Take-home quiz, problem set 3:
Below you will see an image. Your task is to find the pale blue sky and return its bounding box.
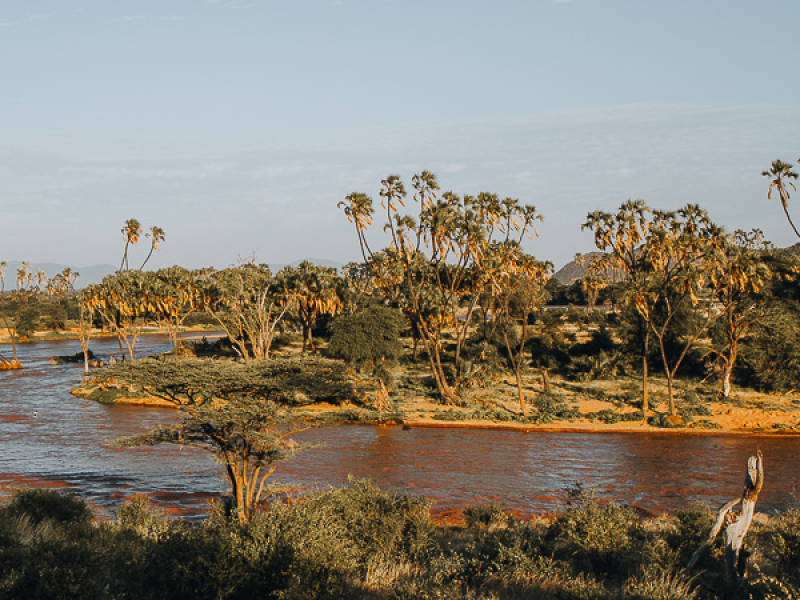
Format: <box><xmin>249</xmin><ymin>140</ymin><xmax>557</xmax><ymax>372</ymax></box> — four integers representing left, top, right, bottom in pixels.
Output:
<box><xmin>1</xmin><ymin>0</ymin><xmax>799</xmax><ymax>275</ymax></box>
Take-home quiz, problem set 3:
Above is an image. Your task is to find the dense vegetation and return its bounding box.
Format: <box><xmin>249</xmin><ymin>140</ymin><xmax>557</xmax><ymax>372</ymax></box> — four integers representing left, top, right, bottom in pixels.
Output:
<box><xmin>0</xmin><ymin>484</ymin><xmax>797</xmax><ymax>599</ymax></box>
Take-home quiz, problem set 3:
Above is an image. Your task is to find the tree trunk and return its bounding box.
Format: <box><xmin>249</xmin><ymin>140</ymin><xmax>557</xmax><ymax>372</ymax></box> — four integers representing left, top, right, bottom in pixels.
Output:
<box><xmin>302</xmin><ymin>322</ymin><xmax>313</xmax><ymax>353</ymax></box>
<box><xmin>641</xmin><ymin>329</ymin><xmax>650</xmax><ymax>414</ymax></box>
<box><xmin>722</xmin><ymin>370</ymin><xmax>731</xmax><ymax>398</ymax></box>
<box><xmin>721</xmin><ymin>348</ymin><xmax>737</xmax><ymax>398</ymax></box>
<box><xmin>666</xmin><ymin>374</ymin><xmax>675</xmax><ymax>417</ymax></box>
<box><xmin>686</xmin><ymin>451</ymin><xmax>764</xmax><ymax>597</ymax></box>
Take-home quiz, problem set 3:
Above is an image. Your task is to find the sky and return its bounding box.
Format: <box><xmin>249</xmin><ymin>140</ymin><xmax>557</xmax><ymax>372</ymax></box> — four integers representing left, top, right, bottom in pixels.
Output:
<box><xmin>1</xmin><ymin>0</ymin><xmax>799</xmax><ymax>276</ymax></box>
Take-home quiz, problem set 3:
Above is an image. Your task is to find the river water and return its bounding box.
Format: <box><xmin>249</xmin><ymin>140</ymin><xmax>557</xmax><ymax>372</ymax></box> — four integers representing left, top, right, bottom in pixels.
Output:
<box><xmin>1</xmin><ymin>335</ymin><xmax>798</xmax><ymax>520</ymax></box>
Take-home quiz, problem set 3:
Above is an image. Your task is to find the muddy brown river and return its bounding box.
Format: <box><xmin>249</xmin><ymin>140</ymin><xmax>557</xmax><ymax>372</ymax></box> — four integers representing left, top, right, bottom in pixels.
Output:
<box><xmin>1</xmin><ymin>335</ymin><xmax>798</xmax><ymax>520</ymax></box>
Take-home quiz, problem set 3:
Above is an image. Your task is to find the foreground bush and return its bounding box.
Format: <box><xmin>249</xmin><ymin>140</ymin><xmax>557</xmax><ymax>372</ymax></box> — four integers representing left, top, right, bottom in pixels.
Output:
<box><xmin>0</xmin><ymin>484</ymin><xmax>797</xmax><ymax>599</ymax></box>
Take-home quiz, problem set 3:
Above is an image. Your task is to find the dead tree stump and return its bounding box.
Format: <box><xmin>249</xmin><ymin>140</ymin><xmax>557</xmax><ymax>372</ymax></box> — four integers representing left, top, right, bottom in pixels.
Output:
<box><xmin>686</xmin><ymin>451</ymin><xmax>764</xmax><ymax>597</ymax></box>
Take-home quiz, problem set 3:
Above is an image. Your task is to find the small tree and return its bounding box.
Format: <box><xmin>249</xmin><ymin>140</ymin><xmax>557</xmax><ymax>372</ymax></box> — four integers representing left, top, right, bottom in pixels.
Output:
<box><xmin>0</xmin><ymin>262</ymin><xmax>47</xmax><ymax>368</ymax></box>
<box><xmin>109</xmin><ymin>356</ymin><xmax>358</xmax><ymax>524</ymax></box>
<box><xmin>490</xmin><ymin>247</ymin><xmax>552</xmax><ymax>413</ymax></box>
<box><xmin>149</xmin><ymin>266</ymin><xmax>203</xmax><ymax>353</ymax></box>
<box><xmin>583</xmin><ymin>200</ymin><xmax>653</xmax><ymax>410</ymax></box>
<box><xmin>705</xmin><ymin>230</ymin><xmax>773</xmax><ymax>397</ymax></box>
<box><xmin>82</xmin><ymin>270</ymin><xmax>156</xmax><ymax>361</ymax></box>
<box><xmin>200</xmin><ymin>262</ymin><xmax>291</xmax><ymax>361</ymax></box>
<box><xmin>328</xmin><ymin>305</ymin><xmax>406</xmax><ymax>368</ymax></box>
<box><xmin>279</xmin><ymin>261</ymin><xmax>345</xmax><ymax>353</ymax></box>
<box><xmin>634</xmin><ymin>205</ymin><xmax>724</xmax><ymax>415</ymax></box>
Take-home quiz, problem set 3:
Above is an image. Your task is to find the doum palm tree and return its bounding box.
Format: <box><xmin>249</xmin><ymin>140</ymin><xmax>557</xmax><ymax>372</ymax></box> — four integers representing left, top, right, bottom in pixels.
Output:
<box><xmin>763</xmin><ymin>158</ymin><xmax>800</xmax><ymax>239</ymax></box>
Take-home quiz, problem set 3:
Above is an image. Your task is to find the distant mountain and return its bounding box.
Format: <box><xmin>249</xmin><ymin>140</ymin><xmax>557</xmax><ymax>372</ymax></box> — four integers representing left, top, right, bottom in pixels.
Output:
<box><xmin>0</xmin><ymin>261</ymin><xmax>116</xmax><ymax>288</ymax></box>
<box><xmin>552</xmin><ymin>252</ymin><xmax>605</xmax><ymax>284</ymax></box>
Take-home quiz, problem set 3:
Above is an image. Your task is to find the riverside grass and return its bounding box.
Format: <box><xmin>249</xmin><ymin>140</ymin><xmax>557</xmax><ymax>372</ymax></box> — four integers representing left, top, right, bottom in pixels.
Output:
<box><xmin>0</xmin><ymin>483</ymin><xmax>798</xmax><ymax>599</ymax></box>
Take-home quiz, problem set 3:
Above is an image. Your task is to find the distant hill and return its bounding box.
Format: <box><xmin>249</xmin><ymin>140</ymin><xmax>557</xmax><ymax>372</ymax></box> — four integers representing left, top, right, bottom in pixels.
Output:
<box><xmin>0</xmin><ymin>261</ymin><xmax>116</xmax><ymax>288</ymax></box>
<box><xmin>552</xmin><ymin>252</ymin><xmax>605</xmax><ymax>284</ymax></box>
<box><xmin>554</xmin><ymin>242</ymin><xmax>800</xmax><ymax>285</ymax></box>
<box><xmin>784</xmin><ymin>242</ymin><xmax>800</xmax><ymax>256</ymax></box>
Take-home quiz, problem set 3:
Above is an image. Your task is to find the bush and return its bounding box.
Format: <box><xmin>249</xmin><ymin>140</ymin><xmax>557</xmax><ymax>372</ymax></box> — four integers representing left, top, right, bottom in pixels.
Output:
<box><xmin>463</xmin><ymin>503</ymin><xmax>516</xmax><ymax>531</ymax></box>
<box><xmin>1</xmin><ymin>489</ymin><xmax>92</xmax><ymax>526</ymax></box>
<box><xmin>545</xmin><ymin>484</ymin><xmax>645</xmax><ymax>578</ymax></box>
<box><xmin>328</xmin><ymin>306</ymin><xmax>406</xmax><ymax>368</ymax></box>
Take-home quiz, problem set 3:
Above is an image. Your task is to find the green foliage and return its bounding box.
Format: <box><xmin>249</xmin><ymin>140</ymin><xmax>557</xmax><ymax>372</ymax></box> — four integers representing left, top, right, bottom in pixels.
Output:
<box><xmin>105</xmin><ymin>355</ymin><xmax>357</xmax><ymax>406</ymax></box>
<box><xmin>532</xmin><ymin>393</ymin><xmax>581</xmax><ymax>423</ymax></box>
<box><xmin>1</xmin><ymin>489</ymin><xmax>92</xmax><ymax>527</ymax></box>
<box><xmin>328</xmin><ymin>305</ymin><xmax>406</xmax><ymax>367</ymax></box>
<box><xmin>463</xmin><ymin>503</ymin><xmax>517</xmax><ymax>531</ymax></box>
<box><xmin>113</xmin><ymin>496</ymin><xmax>171</xmax><ymax>541</ymax></box>
<box><xmin>3</xmin><ymin>485</ymin><xmax>800</xmax><ymax>599</ymax></box>
<box><xmin>736</xmin><ymin>301</ymin><xmax>800</xmax><ymax>392</ymax></box>
<box><xmin>545</xmin><ymin>484</ymin><xmax>645</xmax><ymax>579</ymax></box>
<box><xmin>757</xmin><ymin>506</ymin><xmax>800</xmax><ymax>587</ymax></box>
<box><xmin>15</xmin><ymin>302</ymin><xmax>40</xmax><ymax>338</ymax></box>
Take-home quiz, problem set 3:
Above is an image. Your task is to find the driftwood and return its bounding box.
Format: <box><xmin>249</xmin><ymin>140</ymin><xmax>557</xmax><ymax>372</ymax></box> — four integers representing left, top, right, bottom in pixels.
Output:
<box><xmin>686</xmin><ymin>451</ymin><xmax>764</xmax><ymax>596</ymax></box>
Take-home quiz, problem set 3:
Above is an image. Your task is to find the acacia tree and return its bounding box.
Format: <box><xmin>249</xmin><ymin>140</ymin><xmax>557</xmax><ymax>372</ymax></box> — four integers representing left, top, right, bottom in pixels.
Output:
<box><xmin>339</xmin><ymin>172</ymin><xmax>543</xmax><ymax>404</ymax></box>
<box><xmin>109</xmin><ymin>357</ymin><xmax>357</xmax><ymax>524</ymax></box>
<box><xmin>201</xmin><ymin>262</ymin><xmax>291</xmax><ymax>361</ymax></box>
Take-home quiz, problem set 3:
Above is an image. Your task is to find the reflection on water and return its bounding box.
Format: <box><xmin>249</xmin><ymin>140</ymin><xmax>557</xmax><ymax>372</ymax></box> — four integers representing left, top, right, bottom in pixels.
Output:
<box><xmin>1</xmin><ymin>335</ymin><xmax>799</xmax><ymax>520</ymax></box>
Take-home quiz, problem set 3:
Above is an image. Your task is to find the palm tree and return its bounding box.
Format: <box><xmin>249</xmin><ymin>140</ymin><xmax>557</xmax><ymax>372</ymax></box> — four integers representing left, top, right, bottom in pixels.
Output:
<box><xmin>762</xmin><ymin>159</ymin><xmax>800</xmax><ymax>239</ymax></box>
<box><xmin>120</xmin><ymin>219</ymin><xmax>142</xmax><ymax>271</ymax></box>
<box><xmin>140</xmin><ymin>226</ymin><xmax>166</xmax><ymax>270</ymax></box>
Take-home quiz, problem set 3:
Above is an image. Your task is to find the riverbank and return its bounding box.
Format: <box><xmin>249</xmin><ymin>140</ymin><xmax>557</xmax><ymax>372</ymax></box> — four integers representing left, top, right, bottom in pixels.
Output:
<box><xmin>0</xmin><ymin>324</ymin><xmax>219</xmax><ymax>344</ymax></box>
<box><xmin>73</xmin><ymin>372</ymin><xmax>800</xmax><ymax>435</ymax></box>
<box><xmin>14</xmin><ymin>327</ymin><xmax>792</xmax><ymax>434</ymax></box>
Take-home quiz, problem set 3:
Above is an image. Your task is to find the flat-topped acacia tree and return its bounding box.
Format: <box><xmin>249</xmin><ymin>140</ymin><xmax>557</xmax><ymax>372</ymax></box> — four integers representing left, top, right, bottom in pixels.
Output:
<box><xmin>109</xmin><ymin>356</ymin><xmax>359</xmax><ymax>525</ymax></box>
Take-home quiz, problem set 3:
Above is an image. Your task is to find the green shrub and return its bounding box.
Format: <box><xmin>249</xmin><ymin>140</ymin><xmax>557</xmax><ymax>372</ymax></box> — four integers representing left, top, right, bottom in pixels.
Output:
<box><xmin>328</xmin><ymin>306</ymin><xmax>405</xmax><ymax>368</ymax></box>
<box><xmin>463</xmin><ymin>503</ymin><xmax>516</xmax><ymax>531</ymax></box>
<box><xmin>1</xmin><ymin>489</ymin><xmax>92</xmax><ymax>527</ymax></box>
<box><xmin>113</xmin><ymin>496</ymin><xmax>171</xmax><ymax>541</ymax></box>
<box><xmin>759</xmin><ymin>506</ymin><xmax>800</xmax><ymax>585</ymax></box>
<box><xmin>545</xmin><ymin>484</ymin><xmax>645</xmax><ymax>579</ymax></box>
